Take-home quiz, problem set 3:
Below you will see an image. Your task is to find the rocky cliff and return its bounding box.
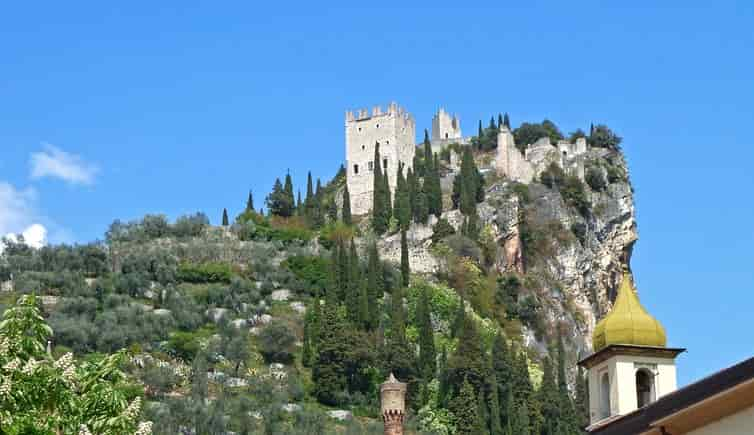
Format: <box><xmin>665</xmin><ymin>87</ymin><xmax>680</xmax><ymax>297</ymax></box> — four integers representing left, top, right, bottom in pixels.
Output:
<box><xmin>374</xmin><ymin>147</ymin><xmax>636</xmax><ymax>383</ymax></box>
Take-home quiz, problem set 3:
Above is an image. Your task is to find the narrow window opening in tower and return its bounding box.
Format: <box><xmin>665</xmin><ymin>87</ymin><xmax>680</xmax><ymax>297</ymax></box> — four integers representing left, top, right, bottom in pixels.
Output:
<box><xmin>358</xmin><ymin>127</ymin><xmax>362</xmax><ymax>132</ymax></box>
<box><xmin>383</xmin><ymin>159</ymin><xmax>388</xmax><ymax>169</ymax></box>
<box><xmin>563</xmin><ymin>150</ymin><xmax>568</xmax><ymax>159</ymax></box>
<box><xmin>445</xmin><ymin>133</ymin><xmax>449</xmax><ymax>139</ymax></box>
<box><xmin>362</xmin><ymin>145</ymin><xmax>365</xmax><ymax>151</ymax></box>
<box><xmin>386</xmin><ymin>140</ymin><xmax>389</xmax><ymax>145</ymax></box>
<box><xmin>600</xmin><ymin>372</ymin><xmax>611</xmax><ymax>419</ymax></box>
<box><xmin>636</xmin><ymin>370</ymin><xmax>655</xmax><ymax>408</ymax></box>
<box><xmin>376</xmin><ymin>123</ymin><xmax>380</xmax><ymax>129</ymax></box>
<box><xmin>354</xmin><ymin>164</ymin><xmax>359</xmax><ymax>175</ymax></box>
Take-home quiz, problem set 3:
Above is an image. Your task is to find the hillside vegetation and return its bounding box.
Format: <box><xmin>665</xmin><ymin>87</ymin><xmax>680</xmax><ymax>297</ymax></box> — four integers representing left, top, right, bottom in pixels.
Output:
<box><xmin>0</xmin><ymin>117</ymin><xmax>631</xmax><ymax>434</ymax></box>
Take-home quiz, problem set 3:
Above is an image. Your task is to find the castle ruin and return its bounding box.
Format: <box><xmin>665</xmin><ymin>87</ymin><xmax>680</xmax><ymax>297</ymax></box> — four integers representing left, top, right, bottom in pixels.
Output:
<box><xmin>346</xmin><ymin>102</ymin><xmax>416</xmax><ymax>216</ymax></box>
<box><xmin>496</xmin><ymin>126</ymin><xmax>588</xmax><ymax>183</ymax></box>
<box><xmin>430</xmin><ymin>107</ymin><xmax>465</xmax><ymax>151</ymax></box>
<box><xmin>380</xmin><ymin>373</ymin><xmax>407</xmax><ymax>435</ymax></box>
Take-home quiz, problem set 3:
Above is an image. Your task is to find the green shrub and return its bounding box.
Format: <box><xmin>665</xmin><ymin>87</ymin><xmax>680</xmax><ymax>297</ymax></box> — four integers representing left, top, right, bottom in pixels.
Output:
<box><xmin>586</xmin><ymin>167</ymin><xmax>607</xmax><ymax>192</ymax></box>
<box><xmin>431</xmin><ymin>218</ymin><xmax>456</xmax><ymax>245</ymax></box>
<box><xmin>177</xmin><ymin>262</ymin><xmax>233</xmax><ymax>283</ymax></box>
<box><xmin>282</xmin><ymin>255</ymin><xmax>331</xmax><ymax>294</ymax></box>
<box><xmin>257</xmin><ymin>320</ymin><xmax>296</xmax><ymax>363</ymax></box>
<box><xmin>561</xmin><ymin>175</ymin><xmax>591</xmax><ymax>217</ymax></box>
<box><xmin>540</xmin><ymin>162</ymin><xmax>565</xmax><ymax>189</ymax></box>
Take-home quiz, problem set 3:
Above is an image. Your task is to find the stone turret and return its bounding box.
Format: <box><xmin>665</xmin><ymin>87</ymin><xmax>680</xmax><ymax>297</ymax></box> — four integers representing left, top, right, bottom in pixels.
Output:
<box><xmin>380</xmin><ymin>373</ymin><xmax>406</xmax><ymax>435</ymax></box>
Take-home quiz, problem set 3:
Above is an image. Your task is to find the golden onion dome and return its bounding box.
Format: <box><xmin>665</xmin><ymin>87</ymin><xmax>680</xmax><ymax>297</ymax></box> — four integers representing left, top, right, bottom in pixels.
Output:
<box><xmin>593</xmin><ymin>269</ymin><xmax>667</xmax><ymax>351</ymax></box>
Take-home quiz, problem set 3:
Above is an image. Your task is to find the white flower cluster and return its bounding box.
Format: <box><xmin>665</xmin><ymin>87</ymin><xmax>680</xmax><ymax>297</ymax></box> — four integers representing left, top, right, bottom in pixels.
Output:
<box><xmin>135</xmin><ymin>421</ymin><xmax>153</xmax><ymax>435</ymax></box>
<box><xmin>55</xmin><ymin>353</ymin><xmax>76</xmax><ymax>385</ymax></box>
<box><xmin>0</xmin><ymin>376</ymin><xmax>11</xmax><ymax>397</ymax></box>
<box><xmin>123</xmin><ymin>397</ymin><xmax>142</xmax><ymax>421</ymax></box>
<box><xmin>21</xmin><ymin>358</ymin><xmax>39</xmax><ymax>376</ymax></box>
<box><xmin>3</xmin><ymin>358</ymin><xmax>20</xmax><ymax>372</ymax></box>
<box><xmin>78</xmin><ymin>424</ymin><xmax>93</xmax><ymax>435</ymax></box>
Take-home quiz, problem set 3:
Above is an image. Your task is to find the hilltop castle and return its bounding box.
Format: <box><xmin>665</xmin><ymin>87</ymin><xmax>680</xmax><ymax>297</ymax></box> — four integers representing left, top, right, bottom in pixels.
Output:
<box><xmin>345</xmin><ymin>102</ymin><xmax>589</xmax><ymax>215</ymax></box>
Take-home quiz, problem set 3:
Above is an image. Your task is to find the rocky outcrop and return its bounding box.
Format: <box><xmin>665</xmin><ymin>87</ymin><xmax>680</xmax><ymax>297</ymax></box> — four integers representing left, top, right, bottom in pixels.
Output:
<box><xmin>369</xmin><ymin>148</ymin><xmax>636</xmax><ymax>388</ymax></box>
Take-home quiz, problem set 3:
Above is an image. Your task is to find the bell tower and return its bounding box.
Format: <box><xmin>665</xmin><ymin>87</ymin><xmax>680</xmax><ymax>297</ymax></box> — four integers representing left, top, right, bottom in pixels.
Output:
<box><xmin>578</xmin><ymin>266</ymin><xmax>685</xmax><ymax>427</ymax></box>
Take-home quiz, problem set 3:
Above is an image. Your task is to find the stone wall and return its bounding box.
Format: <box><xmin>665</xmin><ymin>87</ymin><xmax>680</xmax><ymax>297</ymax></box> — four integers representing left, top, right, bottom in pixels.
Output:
<box><xmin>496</xmin><ymin>126</ymin><xmax>535</xmax><ymax>183</ymax></box>
<box><xmin>346</xmin><ymin>103</ymin><xmax>416</xmax><ymax>215</ymax></box>
<box><xmin>497</xmin><ymin>128</ymin><xmax>588</xmax><ymax>183</ymax></box>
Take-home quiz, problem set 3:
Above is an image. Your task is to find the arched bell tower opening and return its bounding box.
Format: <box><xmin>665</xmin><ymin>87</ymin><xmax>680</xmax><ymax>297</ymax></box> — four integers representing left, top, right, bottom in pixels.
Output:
<box><xmin>636</xmin><ymin>369</ymin><xmax>655</xmax><ymax>408</ymax></box>
<box><xmin>600</xmin><ymin>372</ymin><xmax>611</xmax><ymax>419</ymax></box>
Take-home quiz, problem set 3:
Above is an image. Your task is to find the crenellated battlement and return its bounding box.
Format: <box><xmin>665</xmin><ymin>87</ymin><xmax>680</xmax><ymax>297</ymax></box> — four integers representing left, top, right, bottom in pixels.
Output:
<box><xmin>345</xmin><ymin>102</ymin><xmax>415</xmax><ymax>124</ymax></box>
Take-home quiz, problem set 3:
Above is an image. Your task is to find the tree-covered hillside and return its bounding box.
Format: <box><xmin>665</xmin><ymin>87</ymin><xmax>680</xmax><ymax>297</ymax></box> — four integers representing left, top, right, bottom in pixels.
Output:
<box><xmin>0</xmin><ymin>117</ymin><xmax>632</xmax><ymax>434</ymax></box>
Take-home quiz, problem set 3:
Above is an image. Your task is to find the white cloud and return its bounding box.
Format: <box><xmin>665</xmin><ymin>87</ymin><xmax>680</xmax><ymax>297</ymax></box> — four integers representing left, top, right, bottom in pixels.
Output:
<box><xmin>0</xmin><ymin>182</ymin><xmax>48</xmax><ymax>251</ymax></box>
<box><xmin>30</xmin><ymin>144</ymin><xmax>98</xmax><ymax>185</ymax></box>
<box><xmin>5</xmin><ymin>224</ymin><xmax>47</xmax><ymax>249</ymax></box>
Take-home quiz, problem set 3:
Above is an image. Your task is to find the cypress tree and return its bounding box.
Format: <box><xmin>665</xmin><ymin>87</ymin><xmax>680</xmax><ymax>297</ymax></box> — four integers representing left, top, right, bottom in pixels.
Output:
<box><xmin>394</xmin><ymin>164</ymin><xmax>410</xmax><ymax>231</ymax></box>
<box><xmin>283</xmin><ymin>173</ymin><xmax>295</xmax><ymax>217</ymax></box>
<box><xmin>431</xmin><ymin>154</ymin><xmax>443</xmax><ymax>217</ymax></box>
<box><xmin>450</xmin><ymin>377</ymin><xmax>480</xmax><ymax>435</ymax></box>
<box><xmin>296</xmin><ymin>190</ymin><xmax>303</xmax><ymax>216</ymax></box>
<box><xmin>492</xmin><ymin>334</ymin><xmax>514</xmax><ymax>428</ymax></box>
<box><xmin>312</xmin><ymin>178</ymin><xmax>325</xmax><ymax>228</ymax></box>
<box><xmin>372</xmin><ymin>143</ymin><xmax>388</xmax><ymax>234</ymax></box>
<box><xmin>313</xmin><ymin>288</ymin><xmax>349</xmax><ymax>405</ymax></box>
<box><xmin>246</xmin><ymin>191</ymin><xmax>254</xmax><ymax>211</ymax></box>
<box><xmin>366</xmin><ymin>242</ymin><xmax>381</xmax><ymax>330</ymax></box>
<box><xmin>423</xmin><ymin>129</ymin><xmax>433</xmax><ymax>173</ymax></box>
<box><xmin>498</xmin><ymin>113</ymin><xmax>504</xmax><ymax>129</ymax></box>
<box><xmin>477</xmin><ymin>387</ymin><xmax>490</xmax><ymax>435</ymax></box>
<box><xmin>346</xmin><ymin>239</ymin><xmax>361</xmax><ymax>324</ymax></box>
<box><xmin>383</xmin><ymin>283</ymin><xmax>418</xmax><ymax>404</ymax></box>
<box><xmin>305</xmin><ymin>171</ymin><xmax>315</xmax><ymax>221</ymax></box>
<box><xmin>416</xmin><ymin>191</ymin><xmax>429</xmax><ymax>224</ymax></box>
<box><xmin>489</xmin><ymin>116</ymin><xmax>497</xmax><ymax>132</ymax></box>
<box><xmin>417</xmin><ymin>286</ymin><xmax>436</xmax><ymax>381</ymax></box>
<box><xmin>383</xmin><ymin>171</ymin><xmax>392</xmax><ymax>222</ymax></box>
<box><xmin>447</xmin><ymin>315</ymin><xmax>487</xmax><ymax>396</ymax></box>
<box><xmin>538</xmin><ymin>357</ymin><xmax>561</xmax><ymax>435</ymax></box>
<box><xmin>487</xmin><ymin>355</ymin><xmax>504</xmax><ymax>435</ymax></box>
<box><xmin>514</xmin><ymin>401</ymin><xmax>530</xmax><ymax>435</ymax></box>
<box><xmin>407</xmin><ymin>168</ymin><xmax>418</xmax><ymax>221</ymax></box>
<box><xmin>477</xmin><ymin>120</ymin><xmax>484</xmax><ymax>149</ymax></box>
<box><xmin>504</xmin><ymin>113</ymin><xmax>511</xmax><ymax>129</ymax></box>
<box><xmin>459</xmin><ymin>147</ymin><xmax>478</xmax><ymax>216</ymax></box>
<box><xmin>557</xmin><ymin>336</ymin><xmax>568</xmax><ymax>395</ymax></box>
<box><xmin>400</xmin><ymin>230</ymin><xmax>410</xmax><ymax>287</ymax></box>
<box><xmin>302</xmin><ymin>309</ymin><xmax>313</xmax><ymax>367</ymax></box>
<box><xmin>342</xmin><ymin>185</ymin><xmax>352</xmax><ymax>225</ymax></box>
<box><xmin>452</xmin><ymin>295</ymin><xmax>466</xmax><ymax>338</ymax></box>
<box><xmin>222</xmin><ymin>208</ymin><xmax>229</xmax><ymax>226</ymax></box>
<box><xmin>574</xmin><ymin>367</ymin><xmax>589</xmax><ymax>428</ymax></box>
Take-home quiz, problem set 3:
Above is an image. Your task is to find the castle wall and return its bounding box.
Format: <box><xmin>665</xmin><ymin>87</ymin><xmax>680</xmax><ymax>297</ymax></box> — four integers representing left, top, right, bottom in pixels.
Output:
<box><xmin>346</xmin><ymin>103</ymin><xmax>416</xmax><ymax>215</ymax></box>
<box><xmin>499</xmin><ymin>130</ymin><xmax>588</xmax><ymax>183</ymax></box>
<box><xmin>496</xmin><ymin>127</ymin><xmax>535</xmax><ymax>183</ymax></box>
<box><xmin>430</xmin><ymin>108</ymin><xmax>464</xmax><ymax>152</ymax></box>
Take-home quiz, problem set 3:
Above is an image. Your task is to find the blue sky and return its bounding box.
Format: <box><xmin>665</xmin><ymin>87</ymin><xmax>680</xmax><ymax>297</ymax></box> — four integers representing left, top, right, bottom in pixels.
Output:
<box><xmin>1</xmin><ymin>1</ymin><xmax>752</xmax><ymax>386</ymax></box>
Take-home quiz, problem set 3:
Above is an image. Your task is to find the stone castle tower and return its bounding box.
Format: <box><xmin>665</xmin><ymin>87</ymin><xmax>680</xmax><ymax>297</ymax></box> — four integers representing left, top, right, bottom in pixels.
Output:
<box><xmin>431</xmin><ymin>107</ymin><xmax>462</xmax><ymax>146</ymax></box>
<box><xmin>345</xmin><ymin>102</ymin><xmax>416</xmax><ymax>215</ymax></box>
<box><xmin>380</xmin><ymin>373</ymin><xmax>407</xmax><ymax>435</ymax></box>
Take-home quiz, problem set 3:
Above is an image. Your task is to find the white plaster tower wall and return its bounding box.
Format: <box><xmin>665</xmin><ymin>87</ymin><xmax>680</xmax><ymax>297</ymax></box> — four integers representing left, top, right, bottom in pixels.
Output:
<box><xmin>431</xmin><ymin>108</ymin><xmax>462</xmax><ymax>142</ymax></box>
<box><xmin>346</xmin><ymin>102</ymin><xmax>416</xmax><ymax>215</ymax></box>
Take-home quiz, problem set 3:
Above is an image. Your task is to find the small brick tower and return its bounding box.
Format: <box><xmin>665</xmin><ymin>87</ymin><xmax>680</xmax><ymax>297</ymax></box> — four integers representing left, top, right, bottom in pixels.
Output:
<box><xmin>380</xmin><ymin>373</ymin><xmax>407</xmax><ymax>435</ymax></box>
